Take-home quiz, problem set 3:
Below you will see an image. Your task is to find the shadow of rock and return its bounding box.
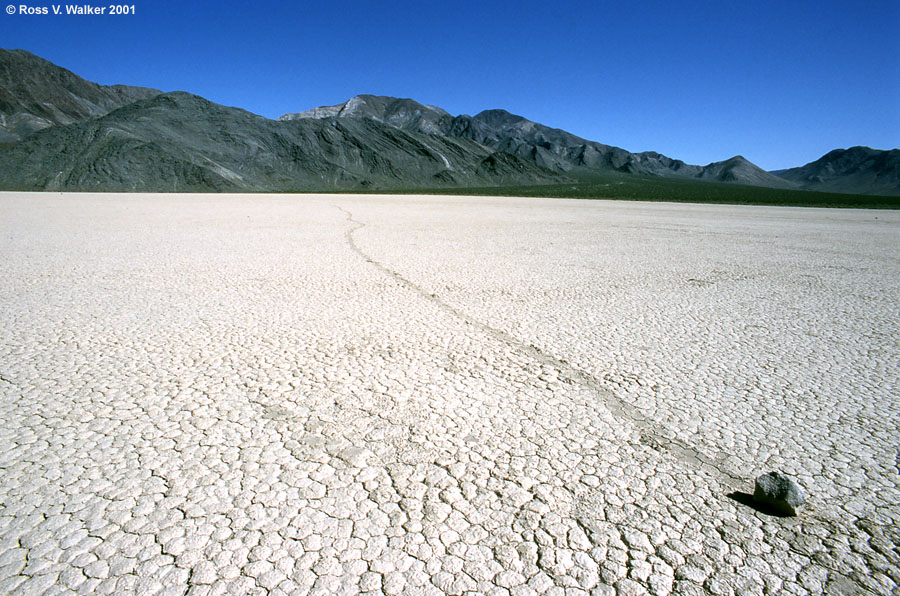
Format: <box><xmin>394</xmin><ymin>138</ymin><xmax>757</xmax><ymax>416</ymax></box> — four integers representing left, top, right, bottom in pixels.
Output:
<box><xmin>726</xmin><ymin>491</ymin><xmax>794</xmax><ymax>518</ymax></box>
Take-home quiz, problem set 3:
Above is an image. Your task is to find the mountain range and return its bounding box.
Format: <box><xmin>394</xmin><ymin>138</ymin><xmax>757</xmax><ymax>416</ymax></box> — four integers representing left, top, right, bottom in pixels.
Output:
<box><xmin>0</xmin><ymin>48</ymin><xmax>897</xmax><ymax>196</ymax></box>
<box><xmin>280</xmin><ymin>95</ymin><xmax>796</xmax><ymax>188</ymax></box>
<box><xmin>772</xmin><ymin>147</ymin><xmax>900</xmax><ymax>197</ymax></box>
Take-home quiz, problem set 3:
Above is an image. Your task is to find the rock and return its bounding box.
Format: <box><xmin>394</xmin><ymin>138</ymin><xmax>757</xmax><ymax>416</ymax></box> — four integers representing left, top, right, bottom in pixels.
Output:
<box><xmin>754</xmin><ymin>472</ymin><xmax>805</xmax><ymax>516</ymax></box>
<box><xmin>337</xmin><ymin>446</ymin><xmax>373</xmax><ymax>468</ymax></box>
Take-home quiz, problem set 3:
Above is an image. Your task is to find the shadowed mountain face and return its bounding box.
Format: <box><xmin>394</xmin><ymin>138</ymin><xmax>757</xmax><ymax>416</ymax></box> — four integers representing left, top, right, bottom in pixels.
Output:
<box><xmin>282</xmin><ymin>95</ymin><xmax>803</xmax><ymax>188</ymax></box>
<box><xmin>284</xmin><ymin>97</ymin><xmax>701</xmax><ymax>176</ymax></box>
<box><xmin>0</xmin><ymin>92</ymin><xmax>564</xmax><ymax>192</ymax></box>
<box><xmin>0</xmin><ymin>48</ymin><xmax>160</xmax><ymax>142</ymax></box>
<box><xmin>449</xmin><ymin>109</ymin><xmax>642</xmax><ymax>173</ymax></box>
<box><xmin>773</xmin><ymin>147</ymin><xmax>900</xmax><ymax>196</ymax></box>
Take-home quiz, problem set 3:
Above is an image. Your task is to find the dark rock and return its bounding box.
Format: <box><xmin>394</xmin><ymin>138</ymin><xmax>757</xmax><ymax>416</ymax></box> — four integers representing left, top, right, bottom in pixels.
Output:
<box><xmin>754</xmin><ymin>472</ymin><xmax>805</xmax><ymax>516</ymax></box>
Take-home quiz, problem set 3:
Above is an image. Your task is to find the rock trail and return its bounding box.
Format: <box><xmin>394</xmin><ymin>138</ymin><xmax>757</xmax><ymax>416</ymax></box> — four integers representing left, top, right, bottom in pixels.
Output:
<box><xmin>0</xmin><ymin>192</ymin><xmax>897</xmax><ymax>595</ymax></box>
<box><xmin>336</xmin><ymin>205</ymin><xmax>746</xmax><ymax>492</ymax></box>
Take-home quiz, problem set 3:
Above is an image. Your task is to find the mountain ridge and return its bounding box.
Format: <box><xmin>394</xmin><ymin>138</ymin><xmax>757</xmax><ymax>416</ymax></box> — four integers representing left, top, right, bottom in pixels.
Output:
<box><xmin>0</xmin><ymin>91</ymin><xmax>565</xmax><ymax>192</ymax></box>
<box><xmin>1</xmin><ymin>48</ymin><xmax>896</xmax><ymax>196</ymax></box>
<box><xmin>0</xmin><ymin>48</ymin><xmax>161</xmax><ymax>142</ymax></box>
<box><xmin>772</xmin><ymin>146</ymin><xmax>900</xmax><ymax>196</ymax></box>
<box><xmin>280</xmin><ymin>94</ymin><xmax>451</xmax><ymax>136</ymax></box>
<box><xmin>281</xmin><ymin>95</ymin><xmax>799</xmax><ymax>189</ymax></box>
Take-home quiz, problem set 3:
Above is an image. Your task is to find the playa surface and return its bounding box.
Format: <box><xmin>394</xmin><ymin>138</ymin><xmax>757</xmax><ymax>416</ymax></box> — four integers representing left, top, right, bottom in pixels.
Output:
<box><xmin>1</xmin><ymin>192</ymin><xmax>898</xmax><ymax>595</ymax></box>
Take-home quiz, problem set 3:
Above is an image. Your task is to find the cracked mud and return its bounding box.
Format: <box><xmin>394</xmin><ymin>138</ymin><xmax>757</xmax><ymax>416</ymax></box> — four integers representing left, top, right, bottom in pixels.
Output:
<box><xmin>1</xmin><ymin>193</ymin><xmax>898</xmax><ymax>595</ymax></box>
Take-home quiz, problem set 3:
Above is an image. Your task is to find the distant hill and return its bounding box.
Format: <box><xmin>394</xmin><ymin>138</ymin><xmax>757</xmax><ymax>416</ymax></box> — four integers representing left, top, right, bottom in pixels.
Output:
<box><xmin>0</xmin><ymin>92</ymin><xmax>564</xmax><ymax>192</ymax></box>
<box><xmin>698</xmin><ymin>155</ymin><xmax>795</xmax><ymax>188</ymax></box>
<box><xmin>772</xmin><ymin>147</ymin><xmax>900</xmax><ymax>196</ymax></box>
<box><xmin>0</xmin><ymin>48</ymin><xmax>160</xmax><ymax>142</ymax></box>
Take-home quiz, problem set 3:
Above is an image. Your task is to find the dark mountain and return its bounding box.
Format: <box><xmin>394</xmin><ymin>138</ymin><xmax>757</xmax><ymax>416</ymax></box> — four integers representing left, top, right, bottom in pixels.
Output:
<box><xmin>0</xmin><ymin>48</ymin><xmax>161</xmax><ymax>142</ymax></box>
<box><xmin>773</xmin><ymin>147</ymin><xmax>900</xmax><ymax>196</ymax></box>
<box><xmin>1</xmin><ymin>49</ymin><xmax>892</xmax><ymax>195</ymax></box>
<box><xmin>447</xmin><ymin>108</ymin><xmax>641</xmax><ymax>173</ymax></box>
<box><xmin>0</xmin><ymin>92</ymin><xmax>564</xmax><ymax>192</ymax></box>
<box><xmin>698</xmin><ymin>155</ymin><xmax>795</xmax><ymax>188</ymax></box>
<box><xmin>284</xmin><ymin>98</ymin><xmax>700</xmax><ymax>176</ymax></box>
<box><xmin>282</xmin><ymin>96</ymin><xmax>793</xmax><ymax>188</ymax></box>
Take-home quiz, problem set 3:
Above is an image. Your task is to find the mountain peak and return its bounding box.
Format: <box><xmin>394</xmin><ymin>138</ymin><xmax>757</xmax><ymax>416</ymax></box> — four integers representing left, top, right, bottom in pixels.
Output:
<box><xmin>0</xmin><ymin>46</ymin><xmax>160</xmax><ymax>141</ymax></box>
<box><xmin>473</xmin><ymin>109</ymin><xmax>529</xmax><ymax>127</ymax></box>
<box><xmin>698</xmin><ymin>155</ymin><xmax>796</xmax><ymax>188</ymax></box>
<box><xmin>775</xmin><ymin>146</ymin><xmax>900</xmax><ymax>195</ymax></box>
<box><xmin>279</xmin><ymin>94</ymin><xmax>450</xmax><ymax>134</ymax></box>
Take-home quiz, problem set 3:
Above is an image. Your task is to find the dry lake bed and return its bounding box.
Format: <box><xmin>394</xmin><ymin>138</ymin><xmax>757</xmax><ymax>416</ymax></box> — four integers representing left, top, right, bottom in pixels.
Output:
<box><xmin>0</xmin><ymin>192</ymin><xmax>898</xmax><ymax>596</ymax></box>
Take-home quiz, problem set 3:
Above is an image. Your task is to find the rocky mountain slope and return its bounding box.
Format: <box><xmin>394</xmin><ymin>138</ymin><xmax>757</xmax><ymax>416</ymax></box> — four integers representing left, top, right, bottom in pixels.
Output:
<box><xmin>697</xmin><ymin>155</ymin><xmax>795</xmax><ymax>188</ymax></box>
<box><xmin>282</xmin><ymin>95</ymin><xmax>802</xmax><ymax>188</ymax></box>
<box><xmin>1</xmin><ymin>48</ymin><xmax>895</xmax><ymax>195</ymax></box>
<box><xmin>0</xmin><ymin>92</ymin><xmax>563</xmax><ymax>192</ymax></box>
<box><xmin>0</xmin><ymin>48</ymin><xmax>160</xmax><ymax>142</ymax></box>
<box><xmin>280</xmin><ymin>94</ymin><xmax>451</xmax><ymax>136</ymax></box>
<box><xmin>772</xmin><ymin>147</ymin><xmax>900</xmax><ymax>196</ymax></box>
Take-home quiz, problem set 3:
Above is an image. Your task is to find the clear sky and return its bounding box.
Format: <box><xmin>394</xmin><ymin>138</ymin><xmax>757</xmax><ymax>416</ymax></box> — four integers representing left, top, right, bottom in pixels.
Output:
<box><xmin>2</xmin><ymin>0</ymin><xmax>898</xmax><ymax>170</ymax></box>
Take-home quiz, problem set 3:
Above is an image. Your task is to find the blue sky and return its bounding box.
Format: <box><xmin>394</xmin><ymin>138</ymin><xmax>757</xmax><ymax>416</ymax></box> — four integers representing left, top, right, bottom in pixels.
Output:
<box><xmin>2</xmin><ymin>0</ymin><xmax>898</xmax><ymax>170</ymax></box>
